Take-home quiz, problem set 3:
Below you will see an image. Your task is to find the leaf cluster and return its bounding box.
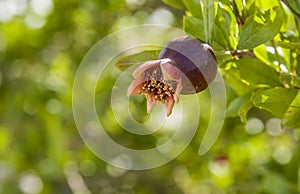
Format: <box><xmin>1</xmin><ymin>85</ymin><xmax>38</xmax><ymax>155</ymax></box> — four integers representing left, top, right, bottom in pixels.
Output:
<box><xmin>117</xmin><ymin>0</ymin><xmax>300</xmax><ymax>129</ymax></box>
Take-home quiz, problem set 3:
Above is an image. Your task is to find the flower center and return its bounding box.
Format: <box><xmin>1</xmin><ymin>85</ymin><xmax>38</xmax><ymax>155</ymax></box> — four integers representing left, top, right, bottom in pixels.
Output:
<box><xmin>141</xmin><ymin>79</ymin><xmax>175</xmax><ymax>102</ymax></box>
<box><xmin>141</xmin><ymin>66</ymin><xmax>176</xmax><ymax>102</ymax></box>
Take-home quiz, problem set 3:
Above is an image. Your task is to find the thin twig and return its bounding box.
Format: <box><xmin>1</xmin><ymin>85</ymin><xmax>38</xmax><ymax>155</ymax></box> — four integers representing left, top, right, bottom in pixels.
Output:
<box><xmin>271</xmin><ymin>40</ymin><xmax>284</xmax><ymax>72</ymax></box>
<box><xmin>232</xmin><ymin>0</ymin><xmax>244</xmax><ymax>25</ymax></box>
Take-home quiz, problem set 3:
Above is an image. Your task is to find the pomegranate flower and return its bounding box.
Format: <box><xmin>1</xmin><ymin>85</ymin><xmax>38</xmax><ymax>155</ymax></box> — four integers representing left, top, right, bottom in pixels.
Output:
<box><xmin>127</xmin><ymin>36</ymin><xmax>217</xmax><ymax>116</ymax></box>
<box><xmin>128</xmin><ymin>58</ymin><xmax>182</xmax><ymax>116</ymax></box>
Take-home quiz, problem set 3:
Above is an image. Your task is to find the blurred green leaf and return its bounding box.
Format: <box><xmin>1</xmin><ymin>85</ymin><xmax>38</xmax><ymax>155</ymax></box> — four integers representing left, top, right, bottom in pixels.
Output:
<box><xmin>216</xmin><ymin>53</ymin><xmax>234</xmax><ymax>67</ymax></box>
<box><xmin>276</xmin><ymin>41</ymin><xmax>300</xmax><ymax>50</ymax></box>
<box><xmin>236</xmin><ymin>58</ymin><xmax>281</xmax><ymax>87</ymax></box>
<box><xmin>239</xmin><ymin>99</ymin><xmax>253</xmax><ymax>123</ymax></box>
<box><xmin>253</xmin><ymin>88</ymin><xmax>298</xmax><ymax>118</ymax></box>
<box><xmin>262</xmin><ymin>171</ymin><xmax>293</xmax><ymax>194</ymax></box>
<box><xmin>283</xmin><ymin>91</ymin><xmax>300</xmax><ymax>129</ymax></box>
<box><xmin>115</xmin><ymin>49</ymin><xmax>160</xmax><ymax>71</ymax></box>
<box><xmin>280</xmin><ymin>73</ymin><xmax>293</xmax><ymax>86</ymax></box>
<box><xmin>162</xmin><ymin>0</ymin><xmax>186</xmax><ymax>10</ymax></box>
<box><xmin>226</xmin><ymin>93</ymin><xmax>251</xmax><ymax>118</ymax></box>
<box><xmin>294</xmin><ymin>77</ymin><xmax>300</xmax><ymax>88</ymax></box>
<box><xmin>298</xmin><ymin>166</ymin><xmax>300</xmax><ymax>192</ymax></box>
<box><xmin>199</xmin><ymin>0</ymin><xmax>215</xmax><ymax>44</ymax></box>
<box><xmin>237</xmin><ymin>6</ymin><xmax>283</xmax><ymax>49</ymax></box>
<box><xmin>2</xmin><ymin>0</ymin><xmax>300</xmax><ymax>192</ymax></box>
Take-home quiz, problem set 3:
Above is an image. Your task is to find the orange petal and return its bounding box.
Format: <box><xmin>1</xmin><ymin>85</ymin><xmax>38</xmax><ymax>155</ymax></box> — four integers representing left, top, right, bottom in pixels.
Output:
<box><xmin>127</xmin><ymin>76</ymin><xmax>144</xmax><ymax>96</ymax></box>
<box><xmin>164</xmin><ymin>97</ymin><xmax>175</xmax><ymax>116</ymax></box>
<box><xmin>147</xmin><ymin>98</ymin><xmax>157</xmax><ymax>113</ymax></box>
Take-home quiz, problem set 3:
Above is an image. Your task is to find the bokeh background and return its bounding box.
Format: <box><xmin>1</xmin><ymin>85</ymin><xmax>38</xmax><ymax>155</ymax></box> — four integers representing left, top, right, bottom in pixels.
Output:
<box><xmin>1</xmin><ymin>0</ymin><xmax>300</xmax><ymax>193</ymax></box>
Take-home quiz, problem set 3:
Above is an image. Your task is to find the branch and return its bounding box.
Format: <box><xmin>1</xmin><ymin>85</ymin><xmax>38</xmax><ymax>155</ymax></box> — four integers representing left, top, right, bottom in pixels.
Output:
<box><xmin>232</xmin><ymin>0</ymin><xmax>244</xmax><ymax>25</ymax></box>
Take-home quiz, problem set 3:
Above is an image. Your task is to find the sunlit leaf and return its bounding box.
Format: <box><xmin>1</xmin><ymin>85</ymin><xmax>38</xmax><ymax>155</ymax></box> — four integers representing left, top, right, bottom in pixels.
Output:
<box><xmin>237</xmin><ymin>6</ymin><xmax>283</xmax><ymax>49</ymax></box>
<box><xmin>253</xmin><ymin>44</ymin><xmax>278</xmax><ymax>67</ymax></box>
<box><xmin>255</xmin><ymin>0</ymin><xmax>280</xmax><ymax>10</ymax></box>
<box><xmin>253</xmin><ymin>88</ymin><xmax>298</xmax><ymax>118</ymax></box>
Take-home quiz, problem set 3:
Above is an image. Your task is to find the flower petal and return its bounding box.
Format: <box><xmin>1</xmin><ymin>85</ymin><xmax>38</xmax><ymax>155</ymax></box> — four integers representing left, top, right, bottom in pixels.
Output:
<box><xmin>147</xmin><ymin>98</ymin><xmax>157</xmax><ymax>113</ymax></box>
<box><xmin>173</xmin><ymin>82</ymin><xmax>182</xmax><ymax>102</ymax></box>
<box><xmin>160</xmin><ymin>61</ymin><xmax>182</xmax><ymax>102</ymax></box>
<box><xmin>132</xmin><ymin>60</ymin><xmax>162</xmax><ymax>78</ymax></box>
<box><xmin>164</xmin><ymin>97</ymin><xmax>175</xmax><ymax>116</ymax></box>
<box><xmin>160</xmin><ymin>61</ymin><xmax>181</xmax><ymax>81</ymax></box>
<box><xmin>127</xmin><ymin>75</ymin><xmax>144</xmax><ymax>96</ymax></box>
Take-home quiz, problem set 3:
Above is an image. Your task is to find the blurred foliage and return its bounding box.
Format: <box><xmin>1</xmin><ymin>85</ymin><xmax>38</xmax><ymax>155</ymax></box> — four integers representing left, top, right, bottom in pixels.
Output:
<box><xmin>1</xmin><ymin>0</ymin><xmax>300</xmax><ymax>194</ymax></box>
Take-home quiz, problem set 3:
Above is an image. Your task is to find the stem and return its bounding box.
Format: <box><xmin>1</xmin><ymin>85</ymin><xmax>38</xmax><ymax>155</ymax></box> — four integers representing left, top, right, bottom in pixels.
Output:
<box><xmin>297</xmin><ymin>54</ymin><xmax>300</xmax><ymax>76</ymax></box>
<box><xmin>232</xmin><ymin>0</ymin><xmax>244</xmax><ymax>25</ymax></box>
<box><xmin>271</xmin><ymin>40</ymin><xmax>283</xmax><ymax>72</ymax></box>
<box><xmin>295</xmin><ymin>15</ymin><xmax>300</xmax><ymax>36</ymax></box>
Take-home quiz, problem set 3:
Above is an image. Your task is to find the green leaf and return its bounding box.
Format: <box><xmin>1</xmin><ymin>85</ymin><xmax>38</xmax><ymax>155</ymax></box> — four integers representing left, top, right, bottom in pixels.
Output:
<box><xmin>183</xmin><ymin>16</ymin><xmax>205</xmax><ymax>41</ymax></box>
<box><xmin>226</xmin><ymin>94</ymin><xmax>251</xmax><ymax>118</ymax></box>
<box><xmin>276</xmin><ymin>41</ymin><xmax>300</xmax><ymax>50</ymax></box>
<box><xmin>299</xmin><ymin>166</ymin><xmax>300</xmax><ymax>192</ymax></box>
<box><xmin>255</xmin><ymin>0</ymin><xmax>280</xmax><ymax>10</ymax></box>
<box><xmin>199</xmin><ymin>0</ymin><xmax>215</xmax><ymax>44</ymax></box>
<box><xmin>183</xmin><ymin>16</ymin><xmax>227</xmax><ymax>51</ymax></box>
<box><xmin>224</xmin><ymin>67</ymin><xmax>253</xmax><ymax>96</ymax></box>
<box><xmin>253</xmin><ymin>44</ymin><xmax>278</xmax><ymax>66</ymax></box>
<box><xmin>216</xmin><ymin>53</ymin><xmax>234</xmax><ymax>67</ymax></box>
<box><xmin>283</xmin><ymin>91</ymin><xmax>300</xmax><ymax>129</ymax></box>
<box><xmin>162</xmin><ymin>0</ymin><xmax>186</xmax><ymax>10</ymax></box>
<box><xmin>183</xmin><ymin>0</ymin><xmax>202</xmax><ymax>18</ymax></box>
<box><xmin>280</xmin><ymin>73</ymin><xmax>300</xmax><ymax>88</ymax></box>
<box><xmin>280</xmin><ymin>73</ymin><xmax>293</xmax><ymax>86</ymax></box>
<box><xmin>287</xmin><ymin>0</ymin><xmax>300</xmax><ymax>16</ymax></box>
<box><xmin>253</xmin><ymin>88</ymin><xmax>298</xmax><ymax>118</ymax></box>
<box><xmin>293</xmin><ymin>77</ymin><xmax>300</xmax><ymax>88</ymax></box>
<box><xmin>237</xmin><ymin>6</ymin><xmax>283</xmax><ymax>49</ymax></box>
<box><xmin>239</xmin><ymin>99</ymin><xmax>253</xmax><ymax>123</ymax></box>
<box><xmin>115</xmin><ymin>49</ymin><xmax>160</xmax><ymax>71</ymax></box>
<box><xmin>236</xmin><ymin>58</ymin><xmax>281</xmax><ymax>87</ymax></box>
<box><xmin>213</xmin><ymin>6</ymin><xmax>235</xmax><ymax>50</ymax></box>
<box><xmin>262</xmin><ymin>171</ymin><xmax>293</xmax><ymax>194</ymax></box>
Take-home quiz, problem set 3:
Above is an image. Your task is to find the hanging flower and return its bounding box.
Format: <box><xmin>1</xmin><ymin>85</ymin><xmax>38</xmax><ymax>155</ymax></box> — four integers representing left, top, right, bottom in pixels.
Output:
<box><xmin>128</xmin><ymin>36</ymin><xmax>217</xmax><ymax>116</ymax></box>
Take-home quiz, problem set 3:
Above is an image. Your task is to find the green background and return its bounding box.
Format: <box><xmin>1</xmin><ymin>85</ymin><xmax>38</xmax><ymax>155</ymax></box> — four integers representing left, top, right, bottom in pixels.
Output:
<box><xmin>1</xmin><ymin>0</ymin><xmax>300</xmax><ymax>193</ymax></box>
